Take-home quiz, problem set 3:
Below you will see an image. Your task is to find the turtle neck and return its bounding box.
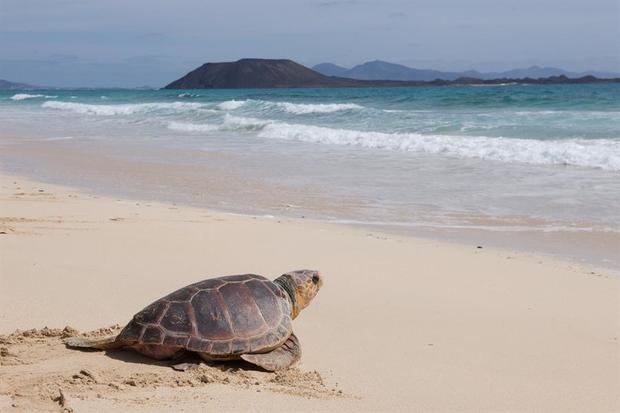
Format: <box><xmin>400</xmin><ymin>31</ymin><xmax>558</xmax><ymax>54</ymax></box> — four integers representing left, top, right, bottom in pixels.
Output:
<box><xmin>274</xmin><ymin>275</ymin><xmax>298</xmax><ymax>319</ymax></box>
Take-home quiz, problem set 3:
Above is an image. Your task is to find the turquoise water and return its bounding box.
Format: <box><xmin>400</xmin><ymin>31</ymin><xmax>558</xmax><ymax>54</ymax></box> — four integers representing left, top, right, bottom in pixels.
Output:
<box><xmin>1</xmin><ymin>84</ymin><xmax>620</xmax><ymax>267</ymax></box>
<box><xmin>2</xmin><ymin>84</ymin><xmax>619</xmax><ymax>169</ymax></box>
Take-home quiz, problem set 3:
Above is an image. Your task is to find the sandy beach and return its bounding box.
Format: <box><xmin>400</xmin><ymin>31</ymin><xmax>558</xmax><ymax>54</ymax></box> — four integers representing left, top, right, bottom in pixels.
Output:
<box><xmin>0</xmin><ymin>172</ymin><xmax>618</xmax><ymax>412</ymax></box>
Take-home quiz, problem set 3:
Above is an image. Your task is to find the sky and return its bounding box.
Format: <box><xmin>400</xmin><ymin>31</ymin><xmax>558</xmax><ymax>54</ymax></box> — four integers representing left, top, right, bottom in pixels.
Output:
<box><xmin>0</xmin><ymin>0</ymin><xmax>618</xmax><ymax>87</ymax></box>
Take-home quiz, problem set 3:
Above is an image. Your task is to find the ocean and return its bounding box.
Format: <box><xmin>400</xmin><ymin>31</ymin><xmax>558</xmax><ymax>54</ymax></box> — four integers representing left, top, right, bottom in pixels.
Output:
<box><xmin>1</xmin><ymin>84</ymin><xmax>619</xmax><ymax>268</ymax></box>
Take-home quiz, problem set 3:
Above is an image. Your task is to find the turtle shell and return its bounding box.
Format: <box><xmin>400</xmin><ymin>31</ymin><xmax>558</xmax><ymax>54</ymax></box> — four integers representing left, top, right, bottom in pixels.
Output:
<box><xmin>117</xmin><ymin>274</ymin><xmax>293</xmax><ymax>356</ymax></box>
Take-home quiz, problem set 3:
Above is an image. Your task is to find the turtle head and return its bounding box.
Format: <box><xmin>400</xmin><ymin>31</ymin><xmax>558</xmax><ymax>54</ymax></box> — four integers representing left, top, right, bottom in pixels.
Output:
<box><xmin>275</xmin><ymin>270</ymin><xmax>323</xmax><ymax>319</ymax></box>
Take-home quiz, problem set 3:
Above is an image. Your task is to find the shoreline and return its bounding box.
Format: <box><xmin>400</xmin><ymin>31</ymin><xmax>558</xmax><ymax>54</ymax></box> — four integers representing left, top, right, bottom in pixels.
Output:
<box><xmin>1</xmin><ymin>171</ymin><xmax>618</xmax><ymax>411</ymax></box>
<box><xmin>1</xmin><ymin>138</ymin><xmax>619</xmax><ymax>274</ymax></box>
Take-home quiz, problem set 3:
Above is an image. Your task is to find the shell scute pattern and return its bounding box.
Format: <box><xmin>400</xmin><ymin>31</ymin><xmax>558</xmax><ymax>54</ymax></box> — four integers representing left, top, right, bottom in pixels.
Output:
<box><xmin>192</xmin><ymin>289</ymin><xmax>235</xmax><ymax>340</ymax></box>
<box><xmin>134</xmin><ymin>301</ymin><xmax>168</xmax><ymax>324</ymax></box>
<box><xmin>142</xmin><ymin>326</ymin><xmax>164</xmax><ymax>344</ymax></box>
<box><xmin>219</xmin><ymin>282</ymin><xmax>266</xmax><ymax>337</ymax></box>
<box><xmin>163</xmin><ymin>286</ymin><xmax>199</xmax><ymax>302</ymax></box>
<box><xmin>163</xmin><ymin>335</ymin><xmax>190</xmax><ymax>347</ymax></box>
<box><xmin>117</xmin><ymin>320</ymin><xmax>143</xmax><ymax>343</ymax></box>
<box><xmin>220</xmin><ymin>274</ymin><xmax>264</xmax><ymax>282</ymax></box>
<box><xmin>210</xmin><ymin>340</ymin><xmax>232</xmax><ymax>354</ymax></box>
<box><xmin>118</xmin><ymin>274</ymin><xmax>293</xmax><ymax>357</ymax></box>
<box><xmin>190</xmin><ymin>277</ymin><xmax>227</xmax><ymax>291</ymax></box>
<box><xmin>160</xmin><ymin>302</ymin><xmax>193</xmax><ymax>334</ymax></box>
<box><xmin>245</xmin><ymin>279</ymin><xmax>283</xmax><ymax>327</ymax></box>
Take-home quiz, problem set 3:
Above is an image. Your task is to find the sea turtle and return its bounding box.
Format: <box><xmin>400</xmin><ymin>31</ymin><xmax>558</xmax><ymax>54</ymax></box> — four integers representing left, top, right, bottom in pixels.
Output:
<box><xmin>65</xmin><ymin>269</ymin><xmax>322</xmax><ymax>371</ymax></box>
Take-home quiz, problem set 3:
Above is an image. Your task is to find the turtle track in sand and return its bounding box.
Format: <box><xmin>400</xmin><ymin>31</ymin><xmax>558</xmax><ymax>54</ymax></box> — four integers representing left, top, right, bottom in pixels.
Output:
<box><xmin>0</xmin><ymin>326</ymin><xmax>348</xmax><ymax>412</ymax></box>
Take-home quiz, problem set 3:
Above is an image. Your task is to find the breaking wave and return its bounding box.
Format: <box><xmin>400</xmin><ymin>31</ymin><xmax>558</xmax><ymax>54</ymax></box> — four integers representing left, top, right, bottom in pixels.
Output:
<box><xmin>216</xmin><ymin>100</ymin><xmax>247</xmax><ymax>110</ymax></box>
<box><xmin>167</xmin><ymin>121</ymin><xmax>218</xmax><ymax>132</ymax></box>
<box><xmin>259</xmin><ymin>123</ymin><xmax>620</xmax><ymax>170</ymax></box>
<box><xmin>168</xmin><ymin>117</ymin><xmax>620</xmax><ymax>171</ymax></box>
<box><xmin>166</xmin><ymin>115</ymin><xmax>271</xmax><ymax>133</ymax></box>
<box><xmin>273</xmin><ymin>102</ymin><xmax>363</xmax><ymax>114</ymax></box>
<box><xmin>41</xmin><ymin>98</ymin><xmax>364</xmax><ymax>116</ymax></box>
<box><xmin>214</xmin><ymin>99</ymin><xmax>363</xmax><ymax>114</ymax></box>
<box><xmin>11</xmin><ymin>93</ymin><xmax>57</xmax><ymax>100</ymax></box>
<box><xmin>42</xmin><ymin>101</ymin><xmax>205</xmax><ymax>115</ymax></box>
<box><xmin>34</xmin><ymin>93</ymin><xmax>620</xmax><ymax>171</ymax></box>
<box><xmin>178</xmin><ymin>93</ymin><xmax>201</xmax><ymax>98</ymax></box>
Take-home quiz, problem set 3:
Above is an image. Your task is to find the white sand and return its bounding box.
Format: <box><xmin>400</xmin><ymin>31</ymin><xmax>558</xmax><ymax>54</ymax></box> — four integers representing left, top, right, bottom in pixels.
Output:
<box><xmin>0</xmin><ymin>173</ymin><xmax>618</xmax><ymax>412</ymax></box>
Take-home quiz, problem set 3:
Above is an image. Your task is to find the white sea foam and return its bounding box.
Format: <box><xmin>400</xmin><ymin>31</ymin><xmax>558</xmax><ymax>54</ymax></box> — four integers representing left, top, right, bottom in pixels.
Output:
<box><xmin>216</xmin><ymin>100</ymin><xmax>246</xmax><ymax>110</ymax></box>
<box><xmin>10</xmin><ymin>93</ymin><xmax>57</xmax><ymax>101</ymax></box>
<box><xmin>214</xmin><ymin>99</ymin><xmax>363</xmax><ymax>114</ymax></box>
<box><xmin>255</xmin><ymin>122</ymin><xmax>620</xmax><ymax>171</ymax></box>
<box><xmin>166</xmin><ymin>115</ymin><xmax>620</xmax><ymax>170</ymax></box>
<box><xmin>222</xmin><ymin>113</ymin><xmax>272</xmax><ymax>127</ymax></box>
<box><xmin>37</xmin><ymin>96</ymin><xmax>620</xmax><ymax>171</ymax></box>
<box><xmin>274</xmin><ymin>102</ymin><xmax>363</xmax><ymax>114</ymax></box>
<box><xmin>167</xmin><ymin>121</ymin><xmax>218</xmax><ymax>132</ymax></box>
<box><xmin>42</xmin><ymin>101</ymin><xmax>204</xmax><ymax>116</ymax></box>
<box><xmin>469</xmin><ymin>83</ymin><xmax>518</xmax><ymax>87</ymax></box>
<box><xmin>166</xmin><ymin>115</ymin><xmax>270</xmax><ymax>133</ymax></box>
<box><xmin>197</xmin><ymin>108</ymin><xmax>220</xmax><ymax>114</ymax></box>
<box><xmin>166</xmin><ymin>116</ymin><xmax>272</xmax><ymax>134</ymax></box>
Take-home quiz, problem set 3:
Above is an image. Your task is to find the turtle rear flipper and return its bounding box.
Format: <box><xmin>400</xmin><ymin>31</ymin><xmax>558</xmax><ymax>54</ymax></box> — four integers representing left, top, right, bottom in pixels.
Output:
<box><xmin>240</xmin><ymin>333</ymin><xmax>301</xmax><ymax>371</ymax></box>
<box><xmin>64</xmin><ymin>335</ymin><xmax>122</xmax><ymax>350</ymax></box>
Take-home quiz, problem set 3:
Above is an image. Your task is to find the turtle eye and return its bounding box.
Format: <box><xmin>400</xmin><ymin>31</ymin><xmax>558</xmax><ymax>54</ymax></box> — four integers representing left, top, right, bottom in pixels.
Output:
<box><xmin>311</xmin><ymin>274</ymin><xmax>320</xmax><ymax>284</ymax></box>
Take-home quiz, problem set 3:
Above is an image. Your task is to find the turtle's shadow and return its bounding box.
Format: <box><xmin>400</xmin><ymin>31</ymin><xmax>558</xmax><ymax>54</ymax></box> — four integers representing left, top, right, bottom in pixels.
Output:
<box><xmin>101</xmin><ymin>348</ymin><xmax>266</xmax><ymax>372</ymax></box>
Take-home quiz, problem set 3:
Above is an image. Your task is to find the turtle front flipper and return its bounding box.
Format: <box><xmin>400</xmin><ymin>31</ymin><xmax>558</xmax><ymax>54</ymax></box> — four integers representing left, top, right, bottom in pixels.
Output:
<box><xmin>64</xmin><ymin>335</ymin><xmax>122</xmax><ymax>350</ymax></box>
<box><xmin>240</xmin><ymin>333</ymin><xmax>301</xmax><ymax>371</ymax></box>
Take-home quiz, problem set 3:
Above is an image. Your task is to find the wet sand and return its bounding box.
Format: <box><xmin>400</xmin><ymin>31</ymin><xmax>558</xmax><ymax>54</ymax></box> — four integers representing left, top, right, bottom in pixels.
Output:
<box><xmin>1</xmin><ymin>138</ymin><xmax>619</xmax><ymax>271</ymax></box>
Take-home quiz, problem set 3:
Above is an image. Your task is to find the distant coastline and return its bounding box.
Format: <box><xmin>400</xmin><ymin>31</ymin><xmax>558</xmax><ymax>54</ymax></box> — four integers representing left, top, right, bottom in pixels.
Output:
<box><xmin>3</xmin><ymin>60</ymin><xmax>618</xmax><ymax>91</ymax></box>
<box><xmin>312</xmin><ymin>60</ymin><xmax>620</xmax><ymax>82</ymax></box>
<box><xmin>164</xmin><ymin>58</ymin><xmax>620</xmax><ymax>89</ymax></box>
<box><xmin>0</xmin><ymin>79</ymin><xmax>41</xmax><ymax>90</ymax></box>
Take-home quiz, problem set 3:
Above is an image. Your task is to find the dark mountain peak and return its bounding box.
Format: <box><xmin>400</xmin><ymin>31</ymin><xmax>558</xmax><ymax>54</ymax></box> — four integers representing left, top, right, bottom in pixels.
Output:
<box><xmin>312</xmin><ymin>63</ymin><xmax>349</xmax><ymax>77</ymax></box>
<box><xmin>236</xmin><ymin>57</ymin><xmax>294</xmax><ymax>63</ymax></box>
<box><xmin>345</xmin><ymin>60</ymin><xmax>460</xmax><ymax>81</ymax></box>
<box><xmin>579</xmin><ymin>75</ymin><xmax>597</xmax><ymax>82</ymax></box>
<box><xmin>357</xmin><ymin>60</ymin><xmax>407</xmax><ymax>68</ymax></box>
<box><xmin>313</xmin><ymin>60</ymin><xmax>620</xmax><ymax>81</ymax></box>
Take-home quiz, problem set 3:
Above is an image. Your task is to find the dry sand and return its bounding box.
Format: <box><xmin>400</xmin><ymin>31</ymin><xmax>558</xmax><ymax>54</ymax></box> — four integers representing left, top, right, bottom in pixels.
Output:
<box><xmin>0</xmin><ymin>173</ymin><xmax>618</xmax><ymax>412</ymax></box>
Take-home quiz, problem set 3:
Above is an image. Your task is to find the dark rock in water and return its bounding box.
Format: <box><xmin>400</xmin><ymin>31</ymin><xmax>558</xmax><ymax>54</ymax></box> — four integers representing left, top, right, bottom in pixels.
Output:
<box><xmin>164</xmin><ymin>59</ymin><xmax>359</xmax><ymax>89</ymax></box>
<box><xmin>164</xmin><ymin>59</ymin><xmax>620</xmax><ymax>89</ymax></box>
